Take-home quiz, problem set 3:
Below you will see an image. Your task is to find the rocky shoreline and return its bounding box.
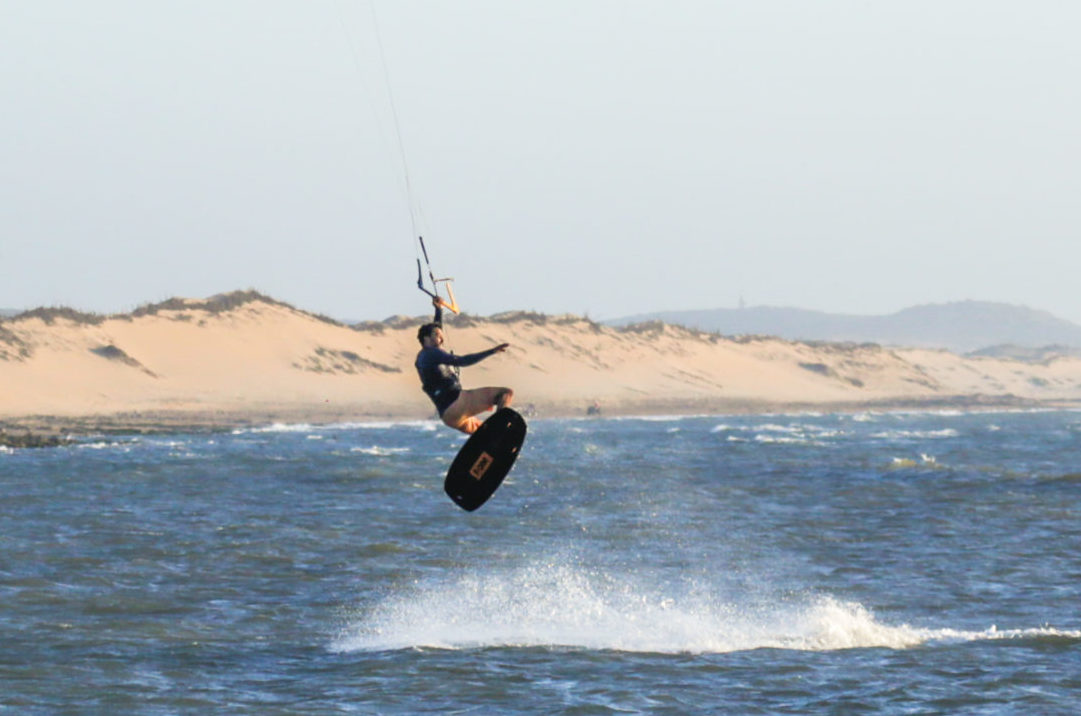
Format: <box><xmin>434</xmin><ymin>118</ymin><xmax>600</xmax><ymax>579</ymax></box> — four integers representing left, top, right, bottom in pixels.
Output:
<box><xmin>0</xmin><ymin>430</ymin><xmax>73</xmax><ymax>448</ymax></box>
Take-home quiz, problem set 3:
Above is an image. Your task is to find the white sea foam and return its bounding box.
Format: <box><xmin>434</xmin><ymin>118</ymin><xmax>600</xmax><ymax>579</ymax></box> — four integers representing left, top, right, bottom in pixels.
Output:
<box><xmin>757</xmin><ymin>423</ymin><xmax>802</xmax><ymax>433</ymax></box>
<box><xmin>713</xmin><ymin>422</ymin><xmax>836</xmax><ymax>445</ymax></box>
<box><xmin>714</xmin><ymin>422</ymin><xmax>841</xmax><ymax>437</ymax></box>
<box><xmin>930</xmin><ymin>624</ymin><xmax>1081</xmax><ymax>643</ymax></box>
<box><xmin>351</xmin><ymin>446</ymin><xmax>411</xmax><ymax>456</ymax></box>
<box><xmin>331</xmin><ymin>563</ymin><xmax>967</xmax><ymax>655</ymax></box>
<box><xmin>721</xmin><ymin>422</ymin><xmax>839</xmax><ymax>446</ymax></box>
<box><xmin>232</xmin><ymin>419</ymin><xmax>438</xmax><ymax>435</ymax></box>
<box><xmin>233</xmin><ymin>422</ymin><xmax>318</xmax><ymax>434</ymax></box>
<box><xmin>712</xmin><ymin>423</ymin><xmax>797</xmax><ymax>434</ymax></box>
<box><xmin>143</xmin><ymin>439</ymin><xmax>186</xmax><ymax>448</ymax></box>
<box><xmin>753</xmin><ymin>434</ymin><xmax>826</xmax><ymax>446</ymax></box>
<box><xmin>890</xmin><ymin>454</ymin><xmax>940</xmax><ymax>468</ymax></box>
<box><xmin>76</xmin><ymin>441</ymin><xmax>133</xmax><ymax>451</ymax></box>
<box><xmin>886</xmin><ymin>407</ymin><xmax>1061</xmax><ymax>418</ymax></box>
<box><xmin>612</xmin><ymin>414</ymin><xmax>700</xmax><ymax>423</ymax></box>
<box><xmin>871</xmin><ymin>429</ymin><xmax>959</xmax><ymax>440</ymax></box>
<box><xmin>358</xmin><ymin>420</ymin><xmax>442</xmax><ymax>431</ymax></box>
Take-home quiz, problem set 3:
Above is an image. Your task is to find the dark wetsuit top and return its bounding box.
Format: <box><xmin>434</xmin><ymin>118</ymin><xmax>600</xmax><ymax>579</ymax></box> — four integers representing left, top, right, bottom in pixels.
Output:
<box><xmin>415</xmin><ymin>306</ymin><xmax>501</xmax><ymax>415</ymax></box>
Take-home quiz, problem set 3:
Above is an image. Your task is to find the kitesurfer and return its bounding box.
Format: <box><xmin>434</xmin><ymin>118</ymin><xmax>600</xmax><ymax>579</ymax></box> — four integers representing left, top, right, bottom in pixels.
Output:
<box><xmin>415</xmin><ymin>299</ymin><xmax>513</xmax><ymax>434</ymax></box>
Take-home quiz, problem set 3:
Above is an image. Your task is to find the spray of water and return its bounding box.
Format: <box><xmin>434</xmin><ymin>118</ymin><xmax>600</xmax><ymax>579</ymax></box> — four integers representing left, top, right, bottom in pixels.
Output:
<box><xmin>329</xmin><ymin>561</ymin><xmax>993</xmax><ymax>654</ymax></box>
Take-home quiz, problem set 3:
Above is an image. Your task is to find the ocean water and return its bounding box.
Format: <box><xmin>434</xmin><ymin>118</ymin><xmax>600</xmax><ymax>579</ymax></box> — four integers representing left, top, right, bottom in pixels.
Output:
<box><xmin>3</xmin><ymin>409</ymin><xmax>1081</xmax><ymax>714</ymax></box>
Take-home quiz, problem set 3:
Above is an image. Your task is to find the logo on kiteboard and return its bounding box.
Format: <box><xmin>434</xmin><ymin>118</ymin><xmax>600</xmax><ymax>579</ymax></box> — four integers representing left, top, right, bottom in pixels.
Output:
<box><xmin>469</xmin><ymin>452</ymin><xmax>494</xmax><ymax>480</ymax></box>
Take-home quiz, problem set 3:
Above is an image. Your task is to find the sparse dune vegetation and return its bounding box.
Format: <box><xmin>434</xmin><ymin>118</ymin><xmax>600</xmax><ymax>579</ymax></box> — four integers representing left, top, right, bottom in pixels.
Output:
<box><xmin>2</xmin><ymin>290</ymin><xmax>1081</xmax><ymax>437</ymax></box>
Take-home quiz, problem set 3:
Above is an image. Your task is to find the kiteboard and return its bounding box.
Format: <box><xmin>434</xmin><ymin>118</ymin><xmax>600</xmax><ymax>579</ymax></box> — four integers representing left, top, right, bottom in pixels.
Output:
<box><xmin>444</xmin><ymin>407</ymin><xmax>527</xmax><ymax>511</ymax></box>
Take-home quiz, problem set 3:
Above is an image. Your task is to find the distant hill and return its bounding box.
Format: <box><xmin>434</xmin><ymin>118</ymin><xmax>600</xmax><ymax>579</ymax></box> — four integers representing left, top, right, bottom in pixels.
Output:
<box><xmin>967</xmin><ymin>344</ymin><xmax>1081</xmax><ymax>363</ymax></box>
<box><xmin>608</xmin><ymin>301</ymin><xmax>1081</xmax><ymax>354</ymax></box>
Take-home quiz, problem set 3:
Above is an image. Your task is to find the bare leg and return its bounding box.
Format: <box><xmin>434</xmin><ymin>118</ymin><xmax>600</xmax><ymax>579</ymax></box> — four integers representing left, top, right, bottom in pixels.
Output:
<box><xmin>441</xmin><ymin>387</ymin><xmax>514</xmax><ymax>435</ymax></box>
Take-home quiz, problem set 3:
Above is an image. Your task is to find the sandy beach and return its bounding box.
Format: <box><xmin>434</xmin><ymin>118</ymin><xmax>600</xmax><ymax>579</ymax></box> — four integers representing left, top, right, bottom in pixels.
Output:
<box><xmin>3</xmin><ymin>291</ymin><xmax>1081</xmax><ymax>438</ymax></box>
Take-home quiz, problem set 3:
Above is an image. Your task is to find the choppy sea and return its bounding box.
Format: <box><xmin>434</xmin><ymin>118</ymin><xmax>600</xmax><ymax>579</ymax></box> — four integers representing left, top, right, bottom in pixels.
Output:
<box><xmin>3</xmin><ymin>409</ymin><xmax>1081</xmax><ymax>714</ymax></box>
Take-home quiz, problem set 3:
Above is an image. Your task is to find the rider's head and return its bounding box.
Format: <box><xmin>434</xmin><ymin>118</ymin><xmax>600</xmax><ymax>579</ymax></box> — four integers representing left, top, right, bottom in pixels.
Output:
<box><xmin>417</xmin><ymin>323</ymin><xmax>443</xmax><ymax>347</ymax></box>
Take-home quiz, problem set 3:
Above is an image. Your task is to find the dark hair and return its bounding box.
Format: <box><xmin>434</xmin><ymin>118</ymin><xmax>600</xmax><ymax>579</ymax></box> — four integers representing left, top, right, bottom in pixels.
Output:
<box><xmin>417</xmin><ymin>322</ymin><xmax>439</xmax><ymax>345</ymax></box>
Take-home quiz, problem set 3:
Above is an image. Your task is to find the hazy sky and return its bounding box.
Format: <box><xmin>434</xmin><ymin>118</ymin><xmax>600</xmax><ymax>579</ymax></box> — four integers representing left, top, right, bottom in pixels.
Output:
<box><xmin>3</xmin><ymin>1</ymin><xmax>1080</xmax><ymax>322</ymax></box>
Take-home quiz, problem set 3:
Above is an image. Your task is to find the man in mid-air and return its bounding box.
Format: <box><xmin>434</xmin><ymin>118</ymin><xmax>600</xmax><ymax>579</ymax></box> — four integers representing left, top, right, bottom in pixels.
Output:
<box><xmin>415</xmin><ymin>299</ymin><xmax>513</xmax><ymax>434</ymax></box>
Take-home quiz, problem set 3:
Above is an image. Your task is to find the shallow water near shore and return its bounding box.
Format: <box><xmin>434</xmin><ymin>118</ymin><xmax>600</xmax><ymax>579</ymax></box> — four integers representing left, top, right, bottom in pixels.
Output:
<box><xmin>3</xmin><ymin>409</ymin><xmax>1081</xmax><ymax>713</ymax></box>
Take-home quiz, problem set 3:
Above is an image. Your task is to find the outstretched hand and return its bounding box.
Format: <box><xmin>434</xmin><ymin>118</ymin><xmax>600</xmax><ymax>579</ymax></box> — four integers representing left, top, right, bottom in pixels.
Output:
<box><xmin>494</xmin><ymin>343</ymin><xmax>510</xmax><ymax>353</ymax></box>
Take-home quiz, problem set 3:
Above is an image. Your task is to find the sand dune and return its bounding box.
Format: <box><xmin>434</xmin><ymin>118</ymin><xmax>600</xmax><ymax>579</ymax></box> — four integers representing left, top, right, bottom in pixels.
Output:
<box><xmin>3</xmin><ymin>291</ymin><xmax>1080</xmax><ymax>433</ymax></box>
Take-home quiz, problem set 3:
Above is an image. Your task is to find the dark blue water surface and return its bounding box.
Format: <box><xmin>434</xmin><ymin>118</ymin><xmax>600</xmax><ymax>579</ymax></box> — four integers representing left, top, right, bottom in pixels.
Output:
<box><xmin>3</xmin><ymin>409</ymin><xmax>1080</xmax><ymax>713</ymax></box>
